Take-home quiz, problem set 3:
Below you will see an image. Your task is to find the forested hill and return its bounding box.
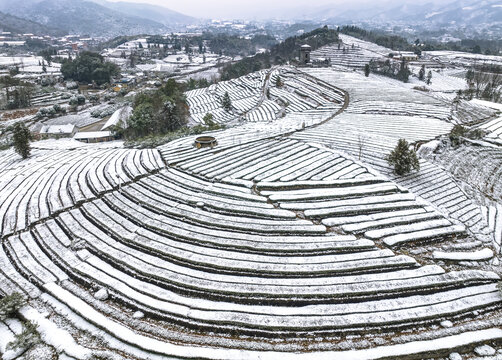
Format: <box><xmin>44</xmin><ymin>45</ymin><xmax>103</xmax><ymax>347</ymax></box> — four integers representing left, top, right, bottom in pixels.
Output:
<box><xmin>0</xmin><ymin>11</ymin><xmax>66</xmax><ymax>36</ymax></box>
<box><xmin>220</xmin><ymin>26</ymin><xmax>339</xmax><ymax>81</ymax></box>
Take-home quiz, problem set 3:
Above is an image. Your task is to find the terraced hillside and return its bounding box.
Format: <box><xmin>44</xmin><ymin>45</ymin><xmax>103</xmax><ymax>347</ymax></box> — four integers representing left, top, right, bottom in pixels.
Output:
<box><xmin>292</xmin><ymin>68</ymin><xmax>494</xmax><ymax>243</ymax></box>
<box><xmin>0</xmin><ymin>143</ymin><xmax>163</xmax><ymax>237</ymax></box>
<box><xmin>2</xmin><ymin>137</ymin><xmax>501</xmax><ymax>359</ymax></box>
<box><xmin>186</xmin><ymin>66</ymin><xmax>346</xmax><ymax>124</ymax></box>
<box><xmin>1</xmin><ymin>64</ymin><xmax>502</xmax><ymax>360</ymax></box>
<box><xmin>310</xmin><ymin>34</ymin><xmax>390</xmax><ymax>69</ymax></box>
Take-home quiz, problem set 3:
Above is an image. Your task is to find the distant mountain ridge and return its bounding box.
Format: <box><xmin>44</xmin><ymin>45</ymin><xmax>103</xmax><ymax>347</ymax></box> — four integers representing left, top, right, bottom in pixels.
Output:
<box><xmin>0</xmin><ymin>0</ymin><xmax>196</xmax><ymax>37</ymax></box>
<box><xmin>304</xmin><ymin>0</ymin><xmax>501</xmax><ymax>27</ymax></box>
<box><xmin>0</xmin><ymin>10</ymin><xmax>66</xmax><ymax>36</ymax></box>
<box><xmin>91</xmin><ymin>0</ymin><xmax>198</xmax><ymax>26</ymax></box>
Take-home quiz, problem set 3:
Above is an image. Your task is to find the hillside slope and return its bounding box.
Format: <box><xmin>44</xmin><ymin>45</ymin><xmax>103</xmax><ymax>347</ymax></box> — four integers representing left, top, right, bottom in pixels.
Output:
<box><xmin>0</xmin><ymin>0</ymin><xmax>168</xmax><ymax>37</ymax></box>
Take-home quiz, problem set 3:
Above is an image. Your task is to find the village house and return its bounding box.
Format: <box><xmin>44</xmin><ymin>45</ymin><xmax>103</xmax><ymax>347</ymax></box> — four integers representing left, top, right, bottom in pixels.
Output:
<box><xmin>39</xmin><ymin>124</ymin><xmax>77</xmax><ymax>139</ymax></box>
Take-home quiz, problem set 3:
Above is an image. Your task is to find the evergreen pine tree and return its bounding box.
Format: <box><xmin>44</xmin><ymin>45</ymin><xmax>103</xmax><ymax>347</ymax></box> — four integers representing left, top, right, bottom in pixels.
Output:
<box><xmin>0</xmin><ymin>292</ymin><xmax>25</xmax><ymax>320</ymax></box>
<box><xmin>418</xmin><ymin>65</ymin><xmax>425</xmax><ymax>81</ymax></box>
<box><xmin>397</xmin><ymin>60</ymin><xmax>411</xmax><ymax>83</ymax></box>
<box><xmin>13</xmin><ymin>122</ymin><xmax>32</xmax><ymax>159</ymax></box>
<box><xmin>426</xmin><ymin>70</ymin><xmax>432</xmax><ymax>85</ymax></box>
<box><xmin>364</xmin><ymin>64</ymin><xmax>370</xmax><ymax>77</ymax></box>
<box><xmin>221</xmin><ymin>91</ymin><xmax>232</xmax><ymax>112</ymax></box>
<box><xmin>275</xmin><ymin>76</ymin><xmax>283</xmax><ymax>87</ymax></box>
<box><xmin>6</xmin><ymin>321</ymin><xmax>40</xmax><ymax>351</ymax></box>
<box><xmin>385</xmin><ymin>139</ymin><xmax>420</xmax><ymax>176</ymax></box>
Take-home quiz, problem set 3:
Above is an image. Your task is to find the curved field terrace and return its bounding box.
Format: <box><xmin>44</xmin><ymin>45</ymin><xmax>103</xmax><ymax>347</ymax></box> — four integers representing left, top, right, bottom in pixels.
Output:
<box><xmin>1</xmin><ymin>62</ymin><xmax>502</xmax><ymax>360</ymax></box>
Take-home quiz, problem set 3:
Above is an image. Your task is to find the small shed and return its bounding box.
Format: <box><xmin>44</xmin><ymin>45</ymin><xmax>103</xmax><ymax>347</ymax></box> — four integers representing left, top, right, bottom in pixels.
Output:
<box><xmin>394</xmin><ymin>52</ymin><xmax>419</xmax><ymax>61</ymax></box>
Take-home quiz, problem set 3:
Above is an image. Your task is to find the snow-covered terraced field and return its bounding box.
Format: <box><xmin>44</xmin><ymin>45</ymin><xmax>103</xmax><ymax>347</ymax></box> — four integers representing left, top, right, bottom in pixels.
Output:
<box><xmin>451</xmin><ymin>99</ymin><xmax>497</xmax><ymax>125</ymax></box>
<box><xmin>290</xmin><ymin>67</ymin><xmax>492</xmax><ymax>243</ymax></box>
<box><xmin>1</xmin><ymin>63</ymin><xmax>502</xmax><ymax>359</ymax></box>
<box><xmin>291</xmin><ymin>68</ymin><xmax>454</xmax><ymax>159</ymax></box>
<box><xmin>0</xmin><ymin>144</ymin><xmax>163</xmax><ymax>236</ymax></box>
<box><xmin>304</xmin><ymin>69</ymin><xmax>453</xmax><ymax>120</ymax></box>
<box><xmin>425</xmin><ymin>51</ymin><xmax>502</xmax><ymax>68</ymax></box>
<box><xmin>484</xmin><ymin>203</ymin><xmax>502</xmax><ymax>253</ymax></box>
<box><xmin>421</xmin><ymin>143</ymin><xmax>502</xmax><ymax>204</ymax></box>
<box><xmin>480</xmin><ymin>115</ymin><xmax>502</xmax><ymax>144</ymax></box>
<box><xmin>30</xmin><ymin>92</ymin><xmax>70</xmax><ymax>107</ymax></box>
<box><xmin>186</xmin><ymin>66</ymin><xmax>345</xmax><ymax>124</ymax></box>
<box><xmin>1</xmin><ymin>137</ymin><xmax>500</xmax><ymax>358</ymax></box>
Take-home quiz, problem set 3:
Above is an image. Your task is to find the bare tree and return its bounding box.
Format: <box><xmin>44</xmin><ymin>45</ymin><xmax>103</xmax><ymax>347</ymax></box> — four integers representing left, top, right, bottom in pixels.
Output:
<box><xmin>357</xmin><ymin>135</ymin><xmax>366</xmax><ymax>160</ymax></box>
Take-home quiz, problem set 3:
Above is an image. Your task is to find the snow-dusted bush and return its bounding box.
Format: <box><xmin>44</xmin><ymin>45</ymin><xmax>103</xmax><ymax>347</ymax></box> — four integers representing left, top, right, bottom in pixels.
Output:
<box><xmin>91</xmin><ymin>109</ymin><xmax>102</xmax><ymax>118</ymax></box>
<box><xmin>46</xmin><ymin>107</ymin><xmax>56</xmax><ymax>116</ymax></box>
<box><xmin>6</xmin><ymin>321</ymin><xmax>41</xmax><ymax>351</ymax></box>
<box><xmin>88</xmin><ymin>94</ymin><xmax>100</xmax><ymax>103</ymax></box>
<box><xmin>66</xmin><ymin>81</ymin><xmax>78</xmax><ymax>90</ymax></box>
<box><xmin>0</xmin><ymin>292</ymin><xmax>25</xmax><ymax>320</ymax></box>
<box><xmin>69</xmin><ymin>95</ymin><xmax>86</xmax><ymax>106</ymax></box>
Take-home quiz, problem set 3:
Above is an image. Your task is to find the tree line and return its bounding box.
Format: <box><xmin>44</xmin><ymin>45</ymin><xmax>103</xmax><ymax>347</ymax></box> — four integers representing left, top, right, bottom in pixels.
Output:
<box><xmin>219</xmin><ymin>26</ymin><xmax>339</xmax><ymax>81</ymax></box>
<box><xmin>61</xmin><ymin>51</ymin><xmax>120</xmax><ymax>85</ymax></box>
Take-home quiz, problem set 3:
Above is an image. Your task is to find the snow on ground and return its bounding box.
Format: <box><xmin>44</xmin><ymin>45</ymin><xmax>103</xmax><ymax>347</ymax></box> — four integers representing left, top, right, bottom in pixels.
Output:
<box><xmin>433</xmin><ymin>248</ymin><xmax>494</xmax><ymax>261</ymax></box>
<box><xmin>472</xmin><ymin>99</ymin><xmax>502</xmax><ymax>111</ymax></box>
<box><xmin>1</xmin><ymin>42</ymin><xmax>502</xmax><ymax>360</ymax></box>
<box><xmin>31</xmin><ymin>138</ymin><xmax>124</xmax><ymax>150</ymax></box>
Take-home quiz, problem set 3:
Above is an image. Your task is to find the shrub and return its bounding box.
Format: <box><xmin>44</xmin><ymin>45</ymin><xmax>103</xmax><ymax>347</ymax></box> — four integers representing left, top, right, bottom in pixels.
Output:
<box><xmin>91</xmin><ymin>109</ymin><xmax>102</xmax><ymax>118</ymax></box>
<box><xmin>0</xmin><ymin>292</ymin><xmax>25</xmax><ymax>320</ymax></box>
<box><xmin>386</xmin><ymin>138</ymin><xmax>420</xmax><ymax>176</ymax></box>
<box><xmin>449</xmin><ymin>125</ymin><xmax>467</xmax><ymax>147</ymax></box>
<box><xmin>203</xmin><ymin>113</ymin><xmax>216</xmax><ymax>127</ymax></box>
<box><xmin>88</xmin><ymin>94</ymin><xmax>100</xmax><ymax>103</ymax></box>
<box><xmin>6</xmin><ymin>321</ymin><xmax>40</xmax><ymax>351</ymax></box>
<box><xmin>66</xmin><ymin>81</ymin><xmax>78</xmax><ymax>90</ymax></box>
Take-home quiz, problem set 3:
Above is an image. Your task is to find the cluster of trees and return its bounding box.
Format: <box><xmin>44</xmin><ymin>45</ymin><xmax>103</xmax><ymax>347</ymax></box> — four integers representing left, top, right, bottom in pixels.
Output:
<box><xmin>340</xmin><ymin>26</ymin><xmax>410</xmax><ymax>51</ymax></box>
<box><xmin>205</xmin><ymin>33</ymin><xmax>277</xmax><ymax>57</ymax></box>
<box><xmin>459</xmin><ymin>39</ymin><xmax>501</xmax><ymax>55</ymax></box>
<box><xmin>38</xmin><ymin>48</ymin><xmax>58</xmax><ymax>65</ymax></box>
<box><xmin>449</xmin><ymin>124</ymin><xmax>485</xmax><ymax>147</ymax></box>
<box><xmin>220</xmin><ymin>26</ymin><xmax>339</xmax><ymax>81</ymax></box>
<box><xmin>368</xmin><ymin>59</ymin><xmax>411</xmax><ymax>83</ymax></box>
<box><xmin>418</xmin><ymin>65</ymin><xmax>433</xmax><ymax>85</ymax></box>
<box><xmin>124</xmin><ymin>79</ymin><xmax>189</xmax><ymax>139</ymax></box>
<box><xmin>94</xmin><ymin>35</ymin><xmax>147</xmax><ymax>52</ymax></box>
<box><xmin>465</xmin><ymin>68</ymin><xmax>501</xmax><ymax>102</ymax></box>
<box><xmin>1</xmin><ymin>76</ymin><xmax>33</xmax><ymax>110</ymax></box>
<box><xmin>340</xmin><ymin>26</ymin><xmax>501</xmax><ymax>56</ymax></box>
<box><xmin>185</xmin><ymin>78</ymin><xmax>213</xmax><ymax>91</ymax></box>
<box><xmin>61</xmin><ymin>51</ymin><xmax>120</xmax><ymax>85</ymax></box>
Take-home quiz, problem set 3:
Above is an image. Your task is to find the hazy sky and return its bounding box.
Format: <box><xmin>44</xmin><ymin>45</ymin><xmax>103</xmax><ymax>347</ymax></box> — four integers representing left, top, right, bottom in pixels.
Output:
<box><xmin>106</xmin><ymin>0</ymin><xmax>455</xmax><ymax>19</ymax></box>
